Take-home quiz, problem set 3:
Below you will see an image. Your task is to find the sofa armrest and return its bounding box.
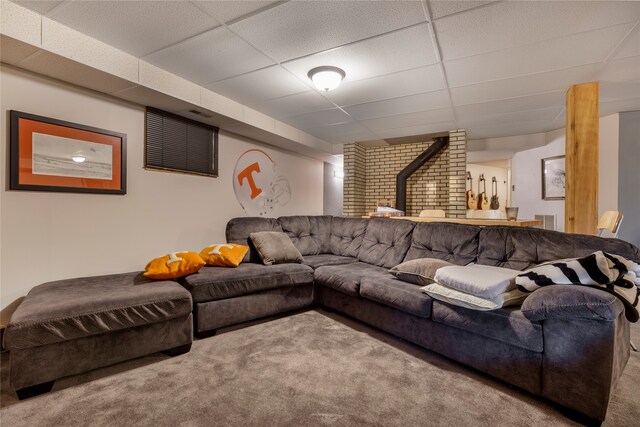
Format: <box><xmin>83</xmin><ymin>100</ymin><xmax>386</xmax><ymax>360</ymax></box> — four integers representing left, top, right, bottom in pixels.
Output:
<box><xmin>521</xmin><ymin>285</ymin><xmax>624</xmax><ymax>322</ymax></box>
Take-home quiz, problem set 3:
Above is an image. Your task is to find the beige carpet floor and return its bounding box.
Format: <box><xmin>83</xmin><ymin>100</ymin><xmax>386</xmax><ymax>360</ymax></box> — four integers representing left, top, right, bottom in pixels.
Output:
<box><xmin>1</xmin><ymin>309</ymin><xmax>639</xmax><ymax>426</ymax></box>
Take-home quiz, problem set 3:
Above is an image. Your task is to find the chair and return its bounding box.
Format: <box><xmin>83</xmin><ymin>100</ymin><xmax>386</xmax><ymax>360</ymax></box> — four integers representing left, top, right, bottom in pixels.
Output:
<box><xmin>418</xmin><ymin>209</ymin><xmax>446</xmax><ymax>218</ymax></box>
<box><xmin>597</xmin><ymin>211</ymin><xmax>624</xmax><ymax>238</ymax></box>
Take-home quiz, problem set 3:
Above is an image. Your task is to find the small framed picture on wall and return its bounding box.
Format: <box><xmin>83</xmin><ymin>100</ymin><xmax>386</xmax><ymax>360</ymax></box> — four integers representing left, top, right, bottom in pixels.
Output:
<box><xmin>541</xmin><ymin>155</ymin><xmax>565</xmax><ymax>200</ymax></box>
<box><xmin>10</xmin><ymin>111</ymin><xmax>127</xmax><ymax>195</ymax></box>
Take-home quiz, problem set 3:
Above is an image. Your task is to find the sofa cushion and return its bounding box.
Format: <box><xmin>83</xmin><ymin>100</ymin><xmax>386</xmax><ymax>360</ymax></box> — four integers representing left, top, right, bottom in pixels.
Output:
<box><xmin>357</xmin><ymin>218</ymin><xmax>415</xmax><ymax>268</ymax></box>
<box><xmin>303</xmin><ymin>254</ymin><xmax>358</xmax><ymax>269</ymax></box>
<box><xmin>143</xmin><ymin>251</ymin><xmax>205</xmax><ymax>279</ymax></box>
<box><xmin>390</xmin><ymin>258</ymin><xmax>453</xmax><ymax>286</ymax></box>
<box><xmin>434</xmin><ymin>264</ymin><xmax>521</xmax><ymax>299</ymax></box>
<box><xmin>404</xmin><ymin>222</ymin><xmax>480</xmax><ymax>265</ymax></box>
<box><xmin>278</xmin><ymin>215</ymin><xmax>332</xmax><ymax>256</ymax></box>
<box><xmin>330</xmin><ymin>217</ymin><xmax>369</xmax><ymax>257</ymax></box>
<box><xmin>314</xmin><ymin>262</ymin><xmax>389</xmax><ymax>297</ymax></box>
<box><xmin>199</xmin><ymin>243</ymin><xmax>249</xmax><ymax>267</ymax></box>
<box><xmin>226</xmin><ymin>217</ymin><xmax>283</xmax><ymax>263</ymax></box>
<box><xmin>249</xmin><ymin>231</ymin><xmax>304</xmax><ymax>265</ymax></box>
<box><xmin>422</xmin><ymin>283</ymin><xmax>528</xmax><ymax>311</ymax></box>
<box><xmin>477</xmin><ymin>226</ymin><xmax>640</xmax><ymax>270</ymax></box>
<box><xmin>360</xmin><ymin>275</ymin><xmax>433</xmax><ymax>318</ymax></box>
<box><xmin>4</xmin><ymin>272</ymin><xmax>192</xmax><ymax>350</ymax></box>
<box><xmin>182</xmin><ymin>263</ymin><xmax>314</xmax><ymax>303</ymax></box>
<box><xmin>431</xmin><ymin>301</ymin><xmax>543</xmax><ymax>352</ymax></box>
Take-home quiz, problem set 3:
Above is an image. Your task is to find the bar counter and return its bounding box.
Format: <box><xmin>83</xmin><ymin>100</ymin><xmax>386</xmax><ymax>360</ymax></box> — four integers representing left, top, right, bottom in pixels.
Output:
<box><xmin>382</xmin><ymin>216</ymin><xmax>544</xmax><ymax>227</ymax></box>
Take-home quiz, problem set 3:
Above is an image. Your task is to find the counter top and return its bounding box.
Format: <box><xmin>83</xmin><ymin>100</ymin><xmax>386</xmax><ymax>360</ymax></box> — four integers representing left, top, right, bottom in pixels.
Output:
<box><xmin>383</xmin><ymin>216</ymin><xmax>544</xmax><ymax>227</ymax></box>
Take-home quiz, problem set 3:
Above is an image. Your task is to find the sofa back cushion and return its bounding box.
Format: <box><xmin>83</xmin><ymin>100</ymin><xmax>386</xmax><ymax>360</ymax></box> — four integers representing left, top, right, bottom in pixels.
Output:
<box><xmin>278</xmin><ymin>215</ymin><xmax>332</xmax><ymax>256</ymax></box>
<box><xmin>226</xmin><ymin>217</ymin><xmax>283</xmax><ymax>263</ymax></box>
<box><xmin>330</xmin><ymin>217</ymin><xmax>369</xmax><ymax>257</ymax></box>
<box><xmin>477</xmin><ymin>226</ymin><xmax>640</xmax><ymax>270</ymax></box>
<box><xmin>404</xmin><ymin>222</ymin><xmax>481</xmax><ymax>265</ymax></box>
<box><xmin>358</xmin><ymin>218</ymin><xmax>415</xmax><ymax>268</ymax></box>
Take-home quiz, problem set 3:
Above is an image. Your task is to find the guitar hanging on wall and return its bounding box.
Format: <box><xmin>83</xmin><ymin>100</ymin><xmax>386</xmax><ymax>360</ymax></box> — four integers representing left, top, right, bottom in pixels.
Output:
<box><xmin>490</xmin><ymin>176</ymin><xmax>500</xmax><ymax>210</ymax></box>
<box><xmin>477</xmin><ymin>174</ymin><xmax>490</xmax><ymax>210</ymax></box>
<box><xmin>466</xmin><ymin>172</ymin><xmax>476</xmax><ymax>209</ymax></box>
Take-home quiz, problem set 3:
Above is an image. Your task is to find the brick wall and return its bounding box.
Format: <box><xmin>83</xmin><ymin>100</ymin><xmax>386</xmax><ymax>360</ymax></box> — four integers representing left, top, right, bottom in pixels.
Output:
<box><xmin>343</xmin><ymin>130</ymin><xmax>467</xmax><ymax>218</ymax></box>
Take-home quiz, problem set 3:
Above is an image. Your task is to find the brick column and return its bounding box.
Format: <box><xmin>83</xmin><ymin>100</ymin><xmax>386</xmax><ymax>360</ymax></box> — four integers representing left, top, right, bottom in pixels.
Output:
<box><xmin>448</xmin><ymin>130</ymin><xmax>467</xmax><ymax>218</ymax></box>
<box><xmin>343</xmin><ymin>143</ymin><xmax>366</xmax><ymax>217</ymax></box>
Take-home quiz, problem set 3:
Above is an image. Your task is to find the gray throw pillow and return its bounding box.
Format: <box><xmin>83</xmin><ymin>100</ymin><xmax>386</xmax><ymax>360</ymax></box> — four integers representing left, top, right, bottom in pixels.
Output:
<box><xmin>249</xmin><ymin>231</ymin><xmax>304</xmax><ymax>265</ymax></box>
<box><xmin>390</xmin><ymin>258</ymin><xmax>453</xmax><ymax>286</ymax></box>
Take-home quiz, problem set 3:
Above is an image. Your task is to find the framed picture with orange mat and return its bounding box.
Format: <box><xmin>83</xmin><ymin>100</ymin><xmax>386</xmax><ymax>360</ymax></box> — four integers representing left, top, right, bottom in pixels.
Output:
<box><xmin>10</xmin><ymin>111</ymin><xmax>127</xmax><ymax>195</ymax></box>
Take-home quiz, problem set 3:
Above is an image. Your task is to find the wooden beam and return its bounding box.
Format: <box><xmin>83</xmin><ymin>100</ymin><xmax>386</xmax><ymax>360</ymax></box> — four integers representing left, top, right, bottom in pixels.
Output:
<box><xmin>565</xmin><ymin>82</ymin><xmax>599</xmax><ymax>235</ymax></box>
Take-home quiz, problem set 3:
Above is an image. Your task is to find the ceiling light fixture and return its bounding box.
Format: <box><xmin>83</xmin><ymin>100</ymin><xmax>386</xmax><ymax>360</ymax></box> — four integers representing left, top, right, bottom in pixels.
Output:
<box><xmin>308</xmin><ymin>66</ymin><xmax>345</xmax><ymax>92</ymax></box>
<box><xmin>71</xmin><ymin>155</ymin><xmax>86</xmax><ymax>163</ymax></box>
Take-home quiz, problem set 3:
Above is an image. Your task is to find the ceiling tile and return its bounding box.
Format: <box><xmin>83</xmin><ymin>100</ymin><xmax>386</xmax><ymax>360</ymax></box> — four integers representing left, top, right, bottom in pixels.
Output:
<box><xmin>449</xmin><ymin>64</ymin><xmax>599</xmax><ymax>105</ymax></box>
<box><xmin>344</xmin><ymin>90</ymin><xmax>452</xmax><ymax>121</ymax></box>
<box><xmin>251</xmin><ymin>91</ymin><xmax>336</xmax><ymax>119</ymax></box>
<box><xmin>282</xmin><ymin>108</ymin><xmax>353</xmax><ymax>130</ymax></box>
<box><xmin>435</xmin><ymin>1</ymin><xmax>640</xmax><ymax>61</ymax></box>
<box><xmin>12</xmin><ymin>0</ymin><xmax>64</xmax><ymax>15</ymax></box>
<box><xmin>143</xmin><ymin>27</ymin><xmax>274</xmax><ymax>86</ymax></box>
<box><xmin>325</xmin><ymin>131</ymin><xmax>381</xmax><ymax>144</ymax></box>
<box><xmin>428</xmin><ymin>1</ymin><xmax>495</xmax><ymax>20</ymax></box>
<box><xmin>230</xmin><ymin>1</ymin><xmax>426</xmax><ymax>62</ymax></box>
<box><xmin>113</xmin><ymin>85</ymin><xmax>197</xmax><ymax>113</ymax></box>
<box><xmin>458</xmin><ymin>107</ymin><xmax>562</xmax><ymax>128</ymax></box>
<box><xmin>325</xmin><ymin>65</ymin><xmax>445</xmax><ymax>107</ymax></box>
<box><xmin>595</xmin><ymin>56</ymin><xmax>640</xmax><ymax>82</ymax></box>
<box><xmin>373</xmin><ymin>122</ymin><xmax>457</xmax><ymax>139</ymax></box>
<box><xmin>207</xmin><ymin>65</ymin><xmax>311</xmax><ymax>105</ymax></box>
<box><xmin>444</xmin><ymin>23</ymin><xmax>634</xmax><ymax>87</ymax></box>
<box><xmin>468</xmin><ymin>121</ymin><xmax>560</xmax><ymax>140</ymax></box>
<box><xmin>194</xmin><ymin>1</ymin><xmax>280</xmax><ymax>24</ymax></box>
<box><xmin>614</xmin><ymin>27</ymin><xmax>640</xmax><ymax>59</ymax></box>
<box><xmin>282</xmin><ymin>24</ymin><xmax>438</xmax><ymax>84</ymax></box>
<box><xmin>305</xmin><ymin>121</ymin><xmax>370</xmax><ymax>139</ymax></box>
<box><xmin>0</xmin><ymin>35</ymin><xmax>40</xmax><ymax>65</ymax></box>
<box><xmin>599</xmin><ymin>97</ymin><xmax>640</xmax><ymax>116</ymax></box>
<box><xmin>359</xmin><ymin>108</ymin><xmax>455</xmax><ymax>132</ymax></box>
<box><xmin>600</xmin><ymin>81</ymin><xmax>640</xmax><ymax>101</ymax></box>
<box><xmin>46</xmin><ymin>1</ymin><xmax>219</xmax><ymax>56</ymax></box>
<box><xmin>454</xmin><ymin>91</ymin><xmax>565</xmax><ymax>118</ymax></box>
<box><xmin>17</xmin><ymin>50</ymin><xmax>137</xmax><ymax>94</ymax></box>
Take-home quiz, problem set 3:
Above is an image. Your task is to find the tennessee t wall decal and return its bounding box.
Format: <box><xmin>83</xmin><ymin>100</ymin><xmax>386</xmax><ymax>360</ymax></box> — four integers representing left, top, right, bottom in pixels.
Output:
<box><xmin>233</xmin><ymin>149</ymin><xmax>291</xmax><ymax>216</ymax></box>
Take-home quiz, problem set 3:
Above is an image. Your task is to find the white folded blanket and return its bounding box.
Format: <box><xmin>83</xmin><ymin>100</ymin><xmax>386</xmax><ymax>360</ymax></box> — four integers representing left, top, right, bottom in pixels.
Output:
<box><xmin>433</xmin><ymin>264</ymin><xmax>522</xmax><ymax>299</ymax></box>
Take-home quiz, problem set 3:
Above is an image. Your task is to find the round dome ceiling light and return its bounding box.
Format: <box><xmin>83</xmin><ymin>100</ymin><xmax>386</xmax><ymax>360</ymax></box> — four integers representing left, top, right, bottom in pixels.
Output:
<box><xmin>71</xmin><ymin>155</ymin><xmax>86</xmax><ymax>163</ymax></box>
<box><xmin>308</xmin><ymin>66</ymin><xmax>346</xmax><ymax>92</ymax></box>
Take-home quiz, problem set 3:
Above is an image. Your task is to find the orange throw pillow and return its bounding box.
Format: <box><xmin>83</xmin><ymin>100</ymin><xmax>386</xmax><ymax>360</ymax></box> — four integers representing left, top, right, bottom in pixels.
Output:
<box><xmin>199</xmin><ymin>243</ymin><xmax>249</xmax><ymax>267</ymax></box>
<box><xmin>144</xmin><ymin>251</ymin><xmax>205</xmax><ymax>279</ymax></box>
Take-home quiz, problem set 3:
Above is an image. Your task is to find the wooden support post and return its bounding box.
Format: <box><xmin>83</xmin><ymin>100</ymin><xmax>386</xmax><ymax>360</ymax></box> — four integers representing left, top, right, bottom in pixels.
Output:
<box><xmin>565</xmin><ymin>82</ymin><xmax>599</xmax><ymax>235</ymax></box>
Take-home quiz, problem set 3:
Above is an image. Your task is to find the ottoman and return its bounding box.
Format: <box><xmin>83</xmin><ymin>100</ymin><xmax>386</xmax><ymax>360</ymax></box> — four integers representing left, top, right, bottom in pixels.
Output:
<box><xmin>3</xmin><ymin>272</ymin><xmax>193</xmax><ymax>399</ymax></box>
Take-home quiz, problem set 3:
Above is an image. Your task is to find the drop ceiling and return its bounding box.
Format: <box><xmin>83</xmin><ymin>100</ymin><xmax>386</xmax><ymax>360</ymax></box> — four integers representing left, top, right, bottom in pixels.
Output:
<box><xmin>11</xmin><ymin>0</ymin><xmax>640</xmax><ymax>143</ymax></box>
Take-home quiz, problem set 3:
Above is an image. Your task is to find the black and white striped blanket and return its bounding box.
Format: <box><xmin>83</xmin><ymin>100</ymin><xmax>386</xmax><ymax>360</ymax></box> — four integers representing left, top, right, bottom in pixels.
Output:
<box><xmin>516</xmin><ymin>251</ymin><xmax>640</xmax><ymax>322</ymax></box>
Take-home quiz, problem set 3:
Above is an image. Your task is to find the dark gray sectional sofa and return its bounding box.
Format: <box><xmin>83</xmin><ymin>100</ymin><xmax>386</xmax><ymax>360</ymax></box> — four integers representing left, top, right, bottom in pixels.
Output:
<box><xmin>5</xmin><ymin>214</ymin><xmax>639</xmax><ymax>424</ymax></box>
<box><xmin>191</xmin><ymin>215</ymin><xmax>638</xmax><ymax>424</ymax></box>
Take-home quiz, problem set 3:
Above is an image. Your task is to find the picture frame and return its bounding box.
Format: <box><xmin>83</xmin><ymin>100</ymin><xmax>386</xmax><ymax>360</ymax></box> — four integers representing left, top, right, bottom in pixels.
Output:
<box><xmin>541</xmin><ymin>155</ymin><xmax>565</xmax><ymax>200</ymax></box>
<box><xmin>10</xmin><ymin>111</ymin><xmax>127</xmax><ymax>195</ymax></box>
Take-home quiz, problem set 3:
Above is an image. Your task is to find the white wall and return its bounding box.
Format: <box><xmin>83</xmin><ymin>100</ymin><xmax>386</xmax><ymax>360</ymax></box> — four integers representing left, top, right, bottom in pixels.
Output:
<box><xmin>466</xmin><ymin>164</ymin><xmax>509</xmax><ymax>213</ymax></box>
<box><xmin>512</xmin><ymin>128</ymin><xmax>565</xmax><ymax>230</ymax></box>
<box><xmin>323</xmin><ymin>162</ymin><xmax>343</xmax><ymax>216</ymax></box>
<box><xmin>511</xmin><ymin>113</ymin><xmax>620</xmax><ymax>232</ymax></box>
<box><xmin>0</xmin><ymin>66</ymin><xmax>323</xmax><ymax>323</ymax></box>
<box><xmin>599</xmin><ymin>113</ymin><xmax>619</xmax><ymax>217</ymax></box>
<box><xmin>618</xmin><ymin>111</ymin><xmax>640</xmax><ymax>246</ymax></box>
